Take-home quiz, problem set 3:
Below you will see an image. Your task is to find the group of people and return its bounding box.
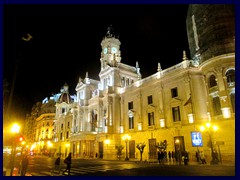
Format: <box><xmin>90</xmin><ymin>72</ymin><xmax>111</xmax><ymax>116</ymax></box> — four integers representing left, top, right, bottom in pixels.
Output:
<box><xmin>157</xmin><ymin>150</ymin><xmax>189</xmax><ymax>164</ymax></box>
<box><xmin>54</xmin><ymin>152</ymin><xmax>72</xmax><ymax>176</ymax></box>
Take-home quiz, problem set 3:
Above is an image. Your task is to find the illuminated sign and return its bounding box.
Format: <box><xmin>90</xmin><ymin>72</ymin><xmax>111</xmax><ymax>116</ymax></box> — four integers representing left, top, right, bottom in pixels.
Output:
<box><xmin>191</xmin><ymin>131</ymin><xmax>203</xmax><ymax>147</ymax></box>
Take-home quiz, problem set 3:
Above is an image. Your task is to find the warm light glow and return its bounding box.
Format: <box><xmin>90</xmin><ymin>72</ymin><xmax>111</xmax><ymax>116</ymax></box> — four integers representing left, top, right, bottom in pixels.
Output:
<box><xmin>105</xmin><ymin>139</ymin><xmax>110</xmax><ymax>145</ymax></box>
<box><xmin>175</xmin><ymin>139</ymin><xmax>180</xmax><ymax>144</ymax></box>
<box><xmin>213</xmin><ymin>125</ymin><xmax>218</xmax><ymax>131</ymax></box>
<box><xmin>200</xmin><ymin>122</ymin><xmax>218</xmax><ymax>132</ymax></box>
<box><xmin>222</xmin><ymin>107</ymin><xmax>231</xmax><ymax>118</ymax></box>
<box><xmin>65</xmin><ymin>143</ymin><xmax>70</xmax><ymax>147</ymax></box>
<box><xmin>104</xmin><ymin>126</ymin><xmax>108</xmax><ymax>133</ymax></box>
<box><xmin>47</xmin><ymin>141</ymin><xmax>53</xmax><ymax>147</ymax></box>
<box><xmin>159</xmin><ymin>119</ymin><xmax>165</xmax><ymax>128</ymax></box>
<box><xmin>138</xmin><ymin>123</ymin><xmax>142</xmax><ymax>130</ymax></box>
<box><xmin>200</xmin><ymin>126</ymin><xmax>205</xmax><ymax>131</ymax></box>
<box><xmin>120</xmin><ymin>126</ymin><xmax>124</xmax><ymax>133</ymax></box>
<box><xmin>21</xmin><ymin>141</ymin><xmax>26</xmax><ymax>145</ymax></box>
<box><xmin>188</xmin><ymin>114</ymin><xmax>194</xmax><ymax>123</ymax></box>
<box><xmin>11</xmin><ymin>124</ymin><xmax>20</xmax><ymax>133</ymax></box>
<box><xmin>206</xmin><ymin>122</ymin><xmax>211</xmax><ymax>128</ymax></box>
<box><xmin>122</xmin><ymin>134</ymin><xmax>131</xmax><ymax>141</ymax></box>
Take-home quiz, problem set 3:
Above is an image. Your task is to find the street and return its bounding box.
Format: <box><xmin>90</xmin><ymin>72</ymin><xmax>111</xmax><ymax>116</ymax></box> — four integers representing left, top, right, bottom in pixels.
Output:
<box><xmin>24</xmin><ymin>155</ymin><xmax>235</xmax><ymax>176</ymax></box>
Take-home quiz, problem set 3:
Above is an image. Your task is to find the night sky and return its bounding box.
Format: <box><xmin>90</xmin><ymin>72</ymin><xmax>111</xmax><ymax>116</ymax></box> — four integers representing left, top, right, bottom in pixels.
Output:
<box><xmin>3</xmin><ymin>4</ymin><xmax>189</xmax><ymax>120</ymax></box>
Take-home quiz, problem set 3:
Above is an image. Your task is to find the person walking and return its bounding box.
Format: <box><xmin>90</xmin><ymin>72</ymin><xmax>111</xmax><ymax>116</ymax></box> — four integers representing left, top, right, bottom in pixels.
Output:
<box><xmin>21</xmin><ymin>155</ymin><xmax>29</xmax><ymax>176</ymax></box>
<box><xmin>54</xmin><ymin>156</ymin><xmax>61</xmax><ymax>174</ymax></box>
<box><xmin>200</xmin><ymin>151</ymin><xmax>206</xmax><ymax>164</ymax></box>
<box><xmin>63</xmin><ymin>152</ymin><xmax>72</xmax><ymax>176</ymax></box>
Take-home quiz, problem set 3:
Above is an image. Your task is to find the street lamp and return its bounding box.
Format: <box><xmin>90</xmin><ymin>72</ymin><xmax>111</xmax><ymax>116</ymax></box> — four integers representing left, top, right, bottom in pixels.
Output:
<box><xmin>200</xmin><ymin>122</ymin><xmax>219</xmax><ymax>164</ymax></box>
<box><xmin>10</xmin><ymin>123</ymin><xmax>20</xmax><ymax>176</ymax></box>
<box><xmin>122</xmin><ymin>134</ymin><xmax>131</xmax><ymax>161</ymax></box>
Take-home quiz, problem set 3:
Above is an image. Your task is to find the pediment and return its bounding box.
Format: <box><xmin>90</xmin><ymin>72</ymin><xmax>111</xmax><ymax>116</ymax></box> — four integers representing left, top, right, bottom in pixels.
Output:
<box><xmin>147</xmin><ymin>104</ymin><xmax>155</xmax><ymax>112</ymax></box>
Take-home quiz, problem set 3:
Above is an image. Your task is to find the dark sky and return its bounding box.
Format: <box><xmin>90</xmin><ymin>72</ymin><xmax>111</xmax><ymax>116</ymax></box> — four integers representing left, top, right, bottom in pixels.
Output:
<box><xmin>3</xmin><ymin>4</ymin><xmax>189</xmax><ymax>120</ymax></box>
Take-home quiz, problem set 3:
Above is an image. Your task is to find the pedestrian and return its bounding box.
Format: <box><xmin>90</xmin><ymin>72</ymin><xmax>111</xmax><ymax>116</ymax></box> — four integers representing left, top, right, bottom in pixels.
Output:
<box><xmin>157</xmin><ymin>151</ymin><xmax>161</xmax><ymax>163</ymax></box>
<box><xmin>54</xmin><ymin>156</ymin><xmax>61</xmax><ymax>174</ymax></box>
<box><xmin>168</xmin><ymin>151</ymin><xmax>172</xmax><ymax>161</ymax></box>
<box><xmin>196</xmin><ymin>151</ymin><xmax>200</xmax><ymax>162</ymax></box>
<box><xmin>63</xmin><ymin>152</ymin><xmax>72</xmax><ymax>176</ymax></box>
<box><xmin>172</xmin><ymin>151</ymin><xmax>175</xmax><ymax>161</ymax></box>
<box><xmin>200</xmin><ymin>151</ymin><xmax>206</xmax><ymax>164</ymax></box>
<box><xmin>21</xmin><ymin>155</ymin><xmax>29</xmax><ymax>176</ymax></box>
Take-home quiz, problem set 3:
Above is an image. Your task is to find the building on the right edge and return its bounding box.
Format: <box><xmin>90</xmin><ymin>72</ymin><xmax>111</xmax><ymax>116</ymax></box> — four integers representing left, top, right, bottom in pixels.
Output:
<box><xmin>184</xmin><ymin>4</ymin><xmax>235</xmax><ymax>162</ymax></box>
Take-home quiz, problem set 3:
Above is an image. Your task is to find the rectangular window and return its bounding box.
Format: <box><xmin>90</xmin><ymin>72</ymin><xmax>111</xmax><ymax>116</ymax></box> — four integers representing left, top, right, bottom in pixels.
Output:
<box><xmin>172</xmin><ymin>106</ymin><xmax>181</xmax><ymax>122</ymax></box>
<box><xmin>213</xmin><ymin>97</ymin><xmax>222</xmax><ymax>115</ymax></box>
<box><xmin>171</xmin><ymin>87</ymin><xmax>178</xmax><ymax>98</ymax></box>
<box><xmin>129</xmin><ymin>117</ymin><xmax>134</xmax><ymax>129</ymax></box>
<box><xmin>66</xmin><ymin>131</ymin><xmax>69</xmax><ymax>139</ymax></box>
<box><xmin>128</xmin><ymin>101</ymin><xmax>133</xmax><ymax>110</ymax></box>
<box><xmin>148</xmin><ymin>112</ymin><xmax>154</xmax><ymax>126</ymax></box>
<box><xmin>148</xmin><ymin>95</ymin><xmax>153</xmax><ymax>104</ymax></box>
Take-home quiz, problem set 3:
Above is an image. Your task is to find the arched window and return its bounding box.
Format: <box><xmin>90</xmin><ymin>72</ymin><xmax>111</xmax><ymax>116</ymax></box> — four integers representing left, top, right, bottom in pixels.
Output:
<box><xmin>209</xmin><ymin>75</ymin><xmax>217</xmax><ymax>88</ymax></box>
<box><xmin>226</xmin><ymin>69</ymin><xmax>235</xmax><ymax>83</ymax></box>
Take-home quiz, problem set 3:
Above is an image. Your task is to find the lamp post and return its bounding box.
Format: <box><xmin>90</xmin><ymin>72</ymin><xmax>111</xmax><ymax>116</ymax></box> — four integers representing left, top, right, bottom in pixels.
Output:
<box><xmin>10</xmin><ymin>123</ymin><xmax>20</xmax><ymax>176</ymax></box>
<box><xmin>200</xmin><ymin>122</ymin><xmax>219</xmax><ymax>165</ymax></box>
<box><xmin>175</xmin><ymin>139</ymin><xmax>182</xmax><ymax>165</ymax></box>
<box><xmin>122</xmin><ymin>134</ymin><xmax>131</xmax><ymax>161</ymax></box>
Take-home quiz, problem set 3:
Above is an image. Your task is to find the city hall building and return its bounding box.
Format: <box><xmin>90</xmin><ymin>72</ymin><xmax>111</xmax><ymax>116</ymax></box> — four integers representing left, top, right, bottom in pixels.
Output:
<box><xmin>29</xmin><ymin>4</ymin><xmax>235</xmax><ymax>163</ymax></box>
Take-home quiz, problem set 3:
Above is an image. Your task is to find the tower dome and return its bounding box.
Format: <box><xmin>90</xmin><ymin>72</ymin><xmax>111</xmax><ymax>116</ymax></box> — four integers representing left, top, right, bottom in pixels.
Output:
<box><xmin>58</xmin><ymin>83</ymin><xmax>72</xmax><ymax>104</ymax></box>
<box><xmin>186</xmin><ymin>4</ymin><xmax>235</xmax><ymax>64</ymax></box>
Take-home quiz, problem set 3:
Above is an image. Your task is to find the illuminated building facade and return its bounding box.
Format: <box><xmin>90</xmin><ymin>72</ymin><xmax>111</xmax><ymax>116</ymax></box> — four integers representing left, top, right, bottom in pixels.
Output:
<box><xmin>64</xmin><ymin>4</ymin><xmax>235</xmax><ymax>162</ymax></box>
<box><xmin>27</xmin><ymin>4</ymin><xmax>235</xmax><ymax>163</ymax></box>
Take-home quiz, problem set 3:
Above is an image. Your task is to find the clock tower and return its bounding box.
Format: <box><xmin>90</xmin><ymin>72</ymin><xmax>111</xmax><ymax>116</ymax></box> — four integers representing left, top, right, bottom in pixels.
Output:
<box><xmin>100</xmin><ymin>25</ymin><xmax>121</xmax><ymax>69</ymax></box>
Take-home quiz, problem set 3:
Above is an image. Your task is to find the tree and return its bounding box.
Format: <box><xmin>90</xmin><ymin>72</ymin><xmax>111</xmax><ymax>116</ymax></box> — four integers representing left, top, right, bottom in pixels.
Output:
<box><xmin>136</xmin><ymin>143</ymin><xmax>146</xmax><ymax>161</ymax></box>
<box><xmin>115</xmin><ymin>145</ymin><xmax>124</xmax><ymax>160</ymax></box>
<box><xmin>155</xmin><ymin>140</ymin><xmax>168</xmax><ymax>151</ymax></box>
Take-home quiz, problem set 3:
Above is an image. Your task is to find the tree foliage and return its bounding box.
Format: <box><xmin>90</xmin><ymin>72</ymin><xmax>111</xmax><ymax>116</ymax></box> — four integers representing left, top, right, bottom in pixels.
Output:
<box><xmin>155</xmin><ymin>140</ymin><xmax>168</xmax><ymax>151</ymax></box>
<box><xmin>136</xmin><ymin>142</ymin><xmax>146</xmax><ymax>161</ymax></box>
<box><xmin>115</xmin><ymin>145</ymin><xmax>124</xmax><ymax>155</ymax></box>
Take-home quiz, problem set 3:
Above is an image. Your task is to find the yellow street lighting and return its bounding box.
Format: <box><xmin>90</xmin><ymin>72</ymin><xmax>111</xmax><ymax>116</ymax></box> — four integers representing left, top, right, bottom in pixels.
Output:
<box><xmin>10</xmin><ymin>123</ymin><xmax>20</xmax><ymax>176</ymax></box>
<box><xmin>200</xmin><ymin>122</ymin><xmax>219</xmax><ymax>164</ymax></box>
<box><xmin>122</xmin><ymin>134</ymin><xmax>131</xmax><ymax>161</ymax></box>
<box><xmin>104</xmin><ymin>139</ymin><xmax>110</xmax><ymax>145</ymax></box>
<box><xmin>11</xmin><ymin>124</ymin><xmax>20</xmax><ymax>133</ymax></box>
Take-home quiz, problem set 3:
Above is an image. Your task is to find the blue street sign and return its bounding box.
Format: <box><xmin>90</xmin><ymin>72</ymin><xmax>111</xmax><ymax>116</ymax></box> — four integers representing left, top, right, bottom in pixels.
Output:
<box><xmin>191</xmin><ymin>131</ymin><xmax>203</xmax><ymax>147</ymax></box>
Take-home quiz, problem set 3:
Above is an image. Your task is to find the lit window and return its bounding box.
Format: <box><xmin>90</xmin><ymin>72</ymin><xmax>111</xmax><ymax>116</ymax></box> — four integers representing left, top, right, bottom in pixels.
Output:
<box><xmin>160</xmin><ymin>119</ymin><xmax>165</xmax><ymax>127</ymax></box>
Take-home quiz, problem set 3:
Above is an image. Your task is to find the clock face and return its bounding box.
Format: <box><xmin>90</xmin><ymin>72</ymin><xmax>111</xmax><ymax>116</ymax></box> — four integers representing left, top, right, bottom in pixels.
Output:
<box><xmin>111</xmin><ymin>47</ymin><xmax>117</xmax><ymax>53</ymax></box>
<box><xmin>103</xmin><ymin>48</ymin><xmax>107</xmax><ymax>54</ymax></box>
